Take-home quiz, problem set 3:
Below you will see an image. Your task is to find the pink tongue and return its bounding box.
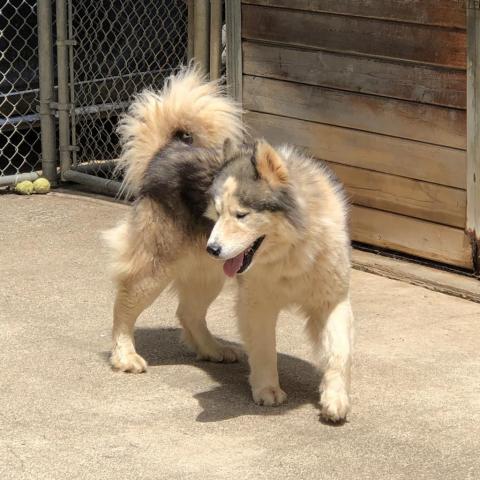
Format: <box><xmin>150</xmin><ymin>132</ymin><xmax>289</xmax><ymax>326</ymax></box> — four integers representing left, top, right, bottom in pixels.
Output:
<box><xmin>223</xmin><ymin>252</ymin><xmax>245</xmax><ymax>277</ymax></box>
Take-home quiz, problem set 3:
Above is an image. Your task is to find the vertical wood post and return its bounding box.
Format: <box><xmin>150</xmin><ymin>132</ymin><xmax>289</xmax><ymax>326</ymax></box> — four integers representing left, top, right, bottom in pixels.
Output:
<box><xmin>226</xmin><ymin>0</ymin><xmax>242</xmax><ymax>102</ymax></box>
<box><xmin>193</xmin><ymin>0</ymin><xmax>210</xmax><ymax>75</ymax></box>
<box><xmin>467</xmin><ymin>1</ymin><xmax>480</xmax><ymax>273</ymax></box>
<box><xmin>210</xmin><ymin>0</ymin><xmax>223</xmax><ymax>80</ymax></box>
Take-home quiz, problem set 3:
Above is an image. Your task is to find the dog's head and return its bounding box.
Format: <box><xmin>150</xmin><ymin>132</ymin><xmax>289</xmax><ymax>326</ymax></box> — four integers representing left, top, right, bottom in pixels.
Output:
<box><xmin>205</xmin><ymin>139</ymin><xmax>301</xmax><ymax>277</ymax></box>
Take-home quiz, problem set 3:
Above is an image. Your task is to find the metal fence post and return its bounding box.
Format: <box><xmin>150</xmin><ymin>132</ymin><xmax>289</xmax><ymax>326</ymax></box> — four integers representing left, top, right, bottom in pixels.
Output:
<box><xmin>194</xmin><ymin>0</ymin><xmax>210</xmax><ymax>75</ymax></box>
<box><xmin>37</xmin><ymin>0</ymin><xmax>57</xmax><ymax>186</ymax></box>
<box><xmin>56</xmin><ymin>0</ymin><xmax>72</xmax><ymax>180</ymax></box>
<box><xmin>226</xmin><ymin>0</ymin><xmax>242</xmax><ymax>102</ymax></box>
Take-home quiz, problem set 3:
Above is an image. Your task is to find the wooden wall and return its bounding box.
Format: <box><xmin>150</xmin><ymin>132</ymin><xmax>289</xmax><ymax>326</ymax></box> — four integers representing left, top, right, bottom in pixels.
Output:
<box><xmin>241</xmin><ymin>0</ymin><xmax>472</xmax><ymax>269</ymax></box>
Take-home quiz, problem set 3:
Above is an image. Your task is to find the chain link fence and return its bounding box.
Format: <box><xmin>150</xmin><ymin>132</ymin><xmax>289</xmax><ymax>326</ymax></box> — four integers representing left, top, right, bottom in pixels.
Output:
<box><xmin>69</xmin><ymin>0</ymin><xmax>188</xmax><ymax>181</ymax></box>
<box><xmin>0</xmin><ymin>0</ymin><xmax>226</xmax><ymax>191</ymax></box>
<box><xmin>0</xmin><ymin>0</ymin><xmax>43</xmax><ymax>183</ymax></box>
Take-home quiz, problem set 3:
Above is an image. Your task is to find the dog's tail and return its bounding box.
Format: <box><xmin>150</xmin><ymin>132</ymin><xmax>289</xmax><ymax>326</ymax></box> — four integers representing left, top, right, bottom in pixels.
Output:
<box><xmin>116</xmin><ymin>65</ymin><xmax>244</xmax><ymax>197</ymax></box>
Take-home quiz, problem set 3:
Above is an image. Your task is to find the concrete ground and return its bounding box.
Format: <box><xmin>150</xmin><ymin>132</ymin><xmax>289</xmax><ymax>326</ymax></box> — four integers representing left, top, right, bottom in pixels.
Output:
<box><xmin>1</xmin><ymin>192</ymin><xmax>479</xmax><ymax>480</ymax></box>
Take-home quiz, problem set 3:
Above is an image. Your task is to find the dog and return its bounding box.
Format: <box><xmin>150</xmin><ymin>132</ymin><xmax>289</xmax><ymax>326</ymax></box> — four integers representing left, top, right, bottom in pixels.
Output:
<box><xmin>105</xmin><ymin>67</ymin><xmax>354</xmax><ymax>422</ymax></box>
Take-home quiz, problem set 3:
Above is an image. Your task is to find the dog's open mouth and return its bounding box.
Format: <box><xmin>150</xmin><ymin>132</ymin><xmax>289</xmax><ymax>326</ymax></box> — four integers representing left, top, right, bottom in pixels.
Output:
<box><xmin>223</xmin><ymin>236</ymin><xmax>265</xmax><ymax>277</ymax></box>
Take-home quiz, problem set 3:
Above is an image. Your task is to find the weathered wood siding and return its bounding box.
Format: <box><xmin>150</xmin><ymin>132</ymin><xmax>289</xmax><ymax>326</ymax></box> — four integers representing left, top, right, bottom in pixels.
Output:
<box><xmin>241</xmin><ymin>0</ymin><xmax>471</xmax><ymax>268</ymax></box>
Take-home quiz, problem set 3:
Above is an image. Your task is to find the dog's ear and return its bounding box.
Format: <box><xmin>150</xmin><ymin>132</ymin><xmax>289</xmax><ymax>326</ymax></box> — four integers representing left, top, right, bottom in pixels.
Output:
<box><xmin>223</xmin><ymin>138</ymin><xmax>235</xmax><ymax>160</ymax></box>
<box><xmin>252</xmin><ymin>139</ymin><xmax>288</xmax><ymax>186</ymax></box>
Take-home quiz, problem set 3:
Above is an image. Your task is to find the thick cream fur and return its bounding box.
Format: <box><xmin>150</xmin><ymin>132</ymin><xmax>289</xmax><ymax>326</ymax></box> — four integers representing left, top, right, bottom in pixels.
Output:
<box><xmin>105</xmin><ymin>70</ymin><xmax>353</xmax><ymax>422</ymax></box>
<box><xmin>116</xmin><ymin>65</ymin><xmax>244</xmax><ymax>197</ymax></box>
<box><xmin>206</xmin><ymin>145</ymin><xmax>354</xmax><ymax>418</ymax></box>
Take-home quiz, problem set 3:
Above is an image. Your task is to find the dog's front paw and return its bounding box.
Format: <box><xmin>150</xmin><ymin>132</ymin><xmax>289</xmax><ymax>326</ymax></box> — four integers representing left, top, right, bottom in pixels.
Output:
<box><xmin>111</xmin><ymin>350</ymin><xmax>148</xmax><ymax>373</ymax></box>
<box><xmin>196</xmin><ymin>345</ymin><xmax>241</xmax><ymax>363</ymax></box>
<box><xmin>253</xmin><ymin>386</ymin><xmax>287</xmax><ymax>406</ymax></box>
<box><xmin>320</xmin><ymin>389</ymin><xmax>350</xmax><ymax>423</ymax></box>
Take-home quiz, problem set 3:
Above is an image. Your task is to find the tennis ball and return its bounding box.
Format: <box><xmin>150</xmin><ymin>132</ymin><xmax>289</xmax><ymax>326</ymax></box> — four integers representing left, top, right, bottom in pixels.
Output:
<box><xmin>33</xmin><ymin>177</ymin><xmax>51</xmax><ymax>194</ymax></box>
<box><xmin>14</xmin><ymin>180</ymin><xmax>34</xmax><ymax>195</ymax></box>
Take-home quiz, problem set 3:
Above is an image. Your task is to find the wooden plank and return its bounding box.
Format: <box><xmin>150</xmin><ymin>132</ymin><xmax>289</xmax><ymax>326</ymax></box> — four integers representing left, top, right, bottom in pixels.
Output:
<box><xmin>242</xmin><ymin>0</ymin><xmax>467</xmax><ymax>29</ymax></box>
<box><xmin>245</xmin><ymin>112</ymin><xmax>466</xmax><ymax>189</ymax></box>
<box><xmin>242</xmin><ymin>4</ymin><xmax>467</xmax><ymax>68</ymax></box>
<box><xmin>243</xmin><ymin>76</ymin><xmax>467</xmax><ymax>149</ymax></box>
<box><xmin>467</xmin><ymin>2</ymin><xmax>480</xmax><ymax>272</ymax></box>
<box><xmin>243</xmin><ymin>42</ymin><xmax>467</xmax><ymax>109</ymax></box>
<box><xmin>350</xmin><ymin>206</ymin><xmax>472</xmax><ymax>269</ymax></box>
<box><xmin>329</xmin><ymin>163</ymin><xmax>466</xmax><ymax>228</ymax></box>
<box><xmin>226</xmin><ymin>0</ymin><xmax>243</xmax><ymax>101</ymax></box>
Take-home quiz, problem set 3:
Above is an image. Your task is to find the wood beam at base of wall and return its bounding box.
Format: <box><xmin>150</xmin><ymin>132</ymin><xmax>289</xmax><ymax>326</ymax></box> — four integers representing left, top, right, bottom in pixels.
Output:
<box><xmin>352</xmin><ymin>250</ymin><xmax>480</xmax><ymax>303</ymax></box>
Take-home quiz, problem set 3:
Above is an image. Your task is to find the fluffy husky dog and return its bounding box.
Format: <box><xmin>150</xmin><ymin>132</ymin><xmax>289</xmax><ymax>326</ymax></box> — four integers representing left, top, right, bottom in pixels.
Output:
<box><xmin>105</xmin><ymin>67</ymin><xmax>353</xmax><ymax>422</ymax></box>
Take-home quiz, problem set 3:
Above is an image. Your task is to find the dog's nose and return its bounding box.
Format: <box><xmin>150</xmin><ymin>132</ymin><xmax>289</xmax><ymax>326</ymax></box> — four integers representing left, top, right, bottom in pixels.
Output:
<box><xmin>206</xmin><ymin>244</ymin><xmax>221</xmax><ymax>257</ymax></box>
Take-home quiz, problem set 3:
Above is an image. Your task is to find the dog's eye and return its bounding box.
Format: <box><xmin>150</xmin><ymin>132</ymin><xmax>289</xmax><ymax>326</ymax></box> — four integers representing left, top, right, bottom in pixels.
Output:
<box><xmin>236</xmin><ymin>212</ymin><xmax>249</xmax><ymax>219</ymax></box>
<box><xmin>173</xmin><ymin>130</ymin><xmax>193</xmax><ymax>145</ymax></box>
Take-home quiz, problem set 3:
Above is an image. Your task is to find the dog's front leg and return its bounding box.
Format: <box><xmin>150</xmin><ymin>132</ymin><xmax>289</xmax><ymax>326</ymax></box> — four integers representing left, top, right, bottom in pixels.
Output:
<box><xmin>238</xmin><ymin>294</ymin><xmax>286</xmax><ymax>406</ymax></box>
<box><xmin>314</xmin><ymin>297</ymin><xmax>353</xmax><ymax>422</ymax></box>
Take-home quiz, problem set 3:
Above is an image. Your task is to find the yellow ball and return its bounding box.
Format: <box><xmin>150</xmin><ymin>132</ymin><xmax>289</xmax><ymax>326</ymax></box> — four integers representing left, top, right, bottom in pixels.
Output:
<box><xmin>14</xmin><ymin>180</ymin><xmax>34</xmax><ymax>195</ymax></box>
<box><xmin>33</xmin><ymin>177</ymin><xmax>51</xmax><ymax>194</ymax></box>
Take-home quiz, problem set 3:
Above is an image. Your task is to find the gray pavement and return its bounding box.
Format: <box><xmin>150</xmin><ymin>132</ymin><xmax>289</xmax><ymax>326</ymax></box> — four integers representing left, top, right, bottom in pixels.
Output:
<box><xmin>0</xmin><ymin>192</ymin><xmax>479</xmax><ymax>480</ymax></box>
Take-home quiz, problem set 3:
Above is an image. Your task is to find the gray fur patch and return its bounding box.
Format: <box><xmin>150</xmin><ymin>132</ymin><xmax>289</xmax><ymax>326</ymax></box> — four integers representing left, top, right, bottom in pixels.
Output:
<box><xmin>140</xmin><ymin>141</ymin><xmax>220</xmax><ymax>233</ymax></box>
<box><xmin>213</xmin><ymin>143</ymin><xmax>304</xmax><ymax>229</ymax></box>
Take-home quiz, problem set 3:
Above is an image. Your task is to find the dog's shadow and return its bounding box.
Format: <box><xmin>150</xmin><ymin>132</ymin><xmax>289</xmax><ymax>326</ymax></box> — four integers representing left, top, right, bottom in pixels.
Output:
<box><xmin>131</xmin><ymin>327</ymin><xmax>324</xmax><ymax>423</ymax></box>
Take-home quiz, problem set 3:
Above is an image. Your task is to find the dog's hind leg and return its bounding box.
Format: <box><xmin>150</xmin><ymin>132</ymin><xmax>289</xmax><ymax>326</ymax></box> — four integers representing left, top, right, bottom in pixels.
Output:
<box><xmin>111</xmin><ymin>274</ymin><xmax>169</xmax><ymax>373</ymax></box>
<box><xmin>175</xmin><ymin>272</ymin><xmax>240</xmax><ymax>363</ymax></box>
<box><xmin>308</xmin><ymin>297</ymin><xmax>353</xmax><ymax>422</ymax></box>
<box><xmin>106</xmin><ymin>200</ymin><xmax>178</xmax><ymax>373</ymax></box>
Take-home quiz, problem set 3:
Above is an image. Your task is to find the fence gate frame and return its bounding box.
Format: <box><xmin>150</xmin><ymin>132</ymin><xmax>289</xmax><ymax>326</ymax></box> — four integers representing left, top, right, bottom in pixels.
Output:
<box><xmin>48</xmin><ymin>0</ymin><xmax>223</xmax><ymax>198</ymax></box>
<box><xmin>0</xmin><ymin>0</ymin><xmax>56</xmax><ymax>188</ymax></box>
<box><xmin>1</xmin><ymin>0</ymin><xmax>232</xmax><ymax>192</ymax></box>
